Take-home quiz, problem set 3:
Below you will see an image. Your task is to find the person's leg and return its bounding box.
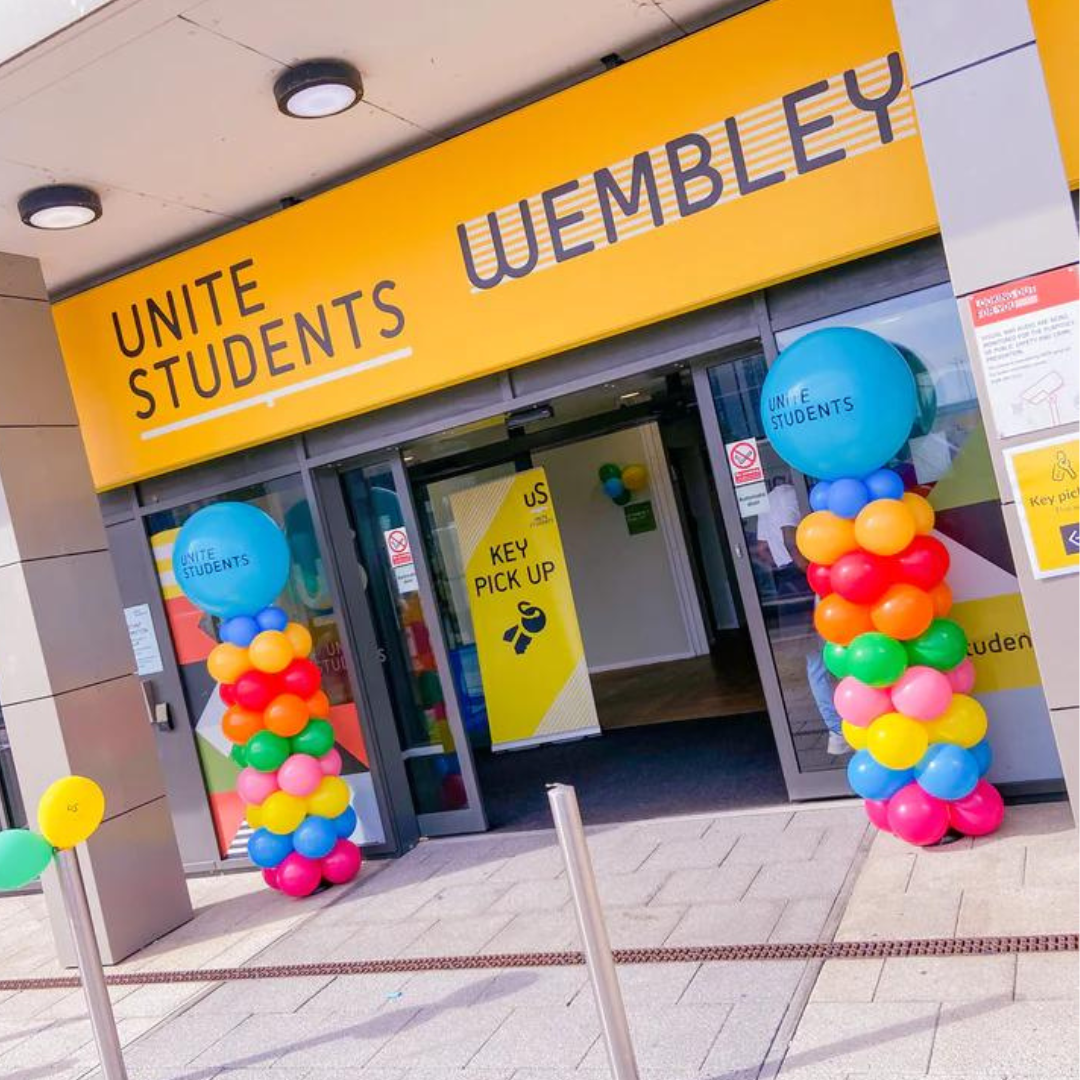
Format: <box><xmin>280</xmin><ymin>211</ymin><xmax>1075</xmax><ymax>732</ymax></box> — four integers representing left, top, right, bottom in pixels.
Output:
<box><xmin>806</xmin><ymin>648</ymin><xmax>844</xmax><ymax>742</ymax></box>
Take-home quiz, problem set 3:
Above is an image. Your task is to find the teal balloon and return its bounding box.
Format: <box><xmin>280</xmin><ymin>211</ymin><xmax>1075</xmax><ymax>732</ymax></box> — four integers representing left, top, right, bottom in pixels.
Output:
<box><xmin>760</xmin><ymin>328</ymin><xmax>917</xmax><ymax>480</ymax></box>
<box><xmin>173</xmin><ymin>502</ymin><xmax>290</xmax><ymax>618</ymax></box>
<box><xmin>0</xmin><ymin>829</ymin><xmax>53</xmax><ymax>890</ymax></box>
<box><xmin>894</xmin><ymin>343</ymin><xmax>938</xmax><ymax>439</ymax></box>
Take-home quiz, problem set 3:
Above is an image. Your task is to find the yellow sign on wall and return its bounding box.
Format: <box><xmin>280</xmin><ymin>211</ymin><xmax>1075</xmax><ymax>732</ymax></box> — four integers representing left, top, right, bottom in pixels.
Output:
<box><xmin>451</xmin><ymin>469</ymin><xmax>599</xmax><ymax>750</ymax></box>
<box><xmin>1004</xmin><ymin>434</ymin><xmax>1080</xmax><ymax>579</ymax></box>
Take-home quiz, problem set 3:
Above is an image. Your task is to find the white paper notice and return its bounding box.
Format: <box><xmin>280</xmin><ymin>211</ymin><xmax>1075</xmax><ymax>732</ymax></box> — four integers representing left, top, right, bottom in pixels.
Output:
<box><xmin>725</xmin><ymin>437</ymin><xmax>770</xmax><ymax>517</ymax></box>
<box><xmin>968</xmin><ymin>266</ymin><xmax>1079</xmax><ymax>439</ymax></box>
<box><xmin>383</xmin><ymin>527</ymin><xmax>419</xmax><ymax>594</ymax></box>
<box><xmin>124</xmin><ymin>603</ymin><xmax>164</xmax><ymax>675</ymax></box>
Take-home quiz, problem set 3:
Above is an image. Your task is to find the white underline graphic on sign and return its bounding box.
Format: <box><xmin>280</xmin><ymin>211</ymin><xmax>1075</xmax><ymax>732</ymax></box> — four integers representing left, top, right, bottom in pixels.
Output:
<box><xmin>139</xmin><ymin>346</ymin><xmax>413</xmax><ymax>441</ymax></box>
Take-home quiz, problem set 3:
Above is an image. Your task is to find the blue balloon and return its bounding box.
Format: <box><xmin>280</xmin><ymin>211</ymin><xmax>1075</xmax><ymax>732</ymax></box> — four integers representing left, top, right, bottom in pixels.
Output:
<box><xmin>864</xmin><ymin>467</ymin><xmax>905</xmax><ymax>501</ymax></box>
<box><xmin>914</xmin><ymin>743</ymin><xmax>979</xmax><ymax>801</ymax></box>
<box><xmin>221</xmin><ymin>615</ymin><xmax>260</xmax><ymax>647</ymax></box>
<box><xmin>173</xmin><ymin>503</ymin><xmax>290</xmax><ymax>619</ymax></box>
<box><xmin>256</xmin><ymin>605</ymin><xmax>289</xmax><ymax>632</ymax></box>
<box><xmin>826</xmin><ymin>478</ymin><xmax>870</xmax><ymax>519</ymax></box>
<box><xmin>247</xmin><ymin>827</ymin><xmax>293</xmax><ymax>869</ymax></box>
<box><xmin>760</xmin><ymin>328</ymin><xmax>917</xmax><ymax>480</ymax></box>
<box><xmin>847</xmin><ymin>750</ymin><xmax>912</xmax><ymax>801</ymax></box>
<box><xmin>333</xmin><ymin>805</ymin><xmax>358</xmax><ymax>838</ymax></box>
<box><xmin>970</xmin><ymin>739</ymin><xmax>993</xmax><ymax>777</ymax></box>
<box><xmin>809</xmin><ymin>481</ymin><xmax>832</xmax><ymax>511</ymax></box>
<box><xmin>603</xmin><ymin>477</ymin><xmax>626</xmax><ymax>499</ymax></box>
<box><xmin>293</xmin><ymin>816</ymin><xmax>338</xmax><ymax>859</ymax></box>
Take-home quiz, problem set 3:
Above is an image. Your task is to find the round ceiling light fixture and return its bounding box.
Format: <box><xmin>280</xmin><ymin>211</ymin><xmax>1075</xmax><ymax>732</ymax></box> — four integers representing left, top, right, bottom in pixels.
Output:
<box><xmin>274</xmin><ymin>59</ymin><xmax>363</xmax><ymax>119</ymax></box>
<box><xmin>18</xmin><ymin>184</ymin><xmax>102</xmax><ymax>230</ymax></box>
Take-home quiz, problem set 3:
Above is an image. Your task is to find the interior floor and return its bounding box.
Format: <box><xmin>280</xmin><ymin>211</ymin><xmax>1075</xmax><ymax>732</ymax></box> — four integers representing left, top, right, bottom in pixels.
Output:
<box><xmin>474</xmin><ymin>711</ymin><xmax>787</xmax><ymax>831</ymax></box>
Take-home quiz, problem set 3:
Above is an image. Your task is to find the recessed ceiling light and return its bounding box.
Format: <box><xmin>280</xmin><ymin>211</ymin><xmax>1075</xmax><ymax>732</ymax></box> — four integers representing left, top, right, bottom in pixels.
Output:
<box><xmin>18</xmin><ymin>184</ymin><xmax>102</xmax><ymax>230</ymax></box>
<box><xmin>274</xmin><ymin>59</ymin><xmax>363</xmax><ymax>119</ymax></box>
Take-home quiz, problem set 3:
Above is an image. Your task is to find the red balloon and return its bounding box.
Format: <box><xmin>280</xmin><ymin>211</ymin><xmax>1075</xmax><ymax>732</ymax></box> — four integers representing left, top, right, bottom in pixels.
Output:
<box><xmin>806</xmin><ymin>563</ymin><xmax>833</xmax><ymax>598</ymax></box>
<box><xmin>895</xmin><ymin>536</ymin><xmax>950</xmax><ymax>591</ymax></box>
<box><xmin>277</xmin><ymin>852</ymin><xmax>322</xmax><ymax>898</ymax></box>
<box><xmin>948</xmin><ymin>779</ymin><xmax>1004</xmax><ymax>837</ymax></box>
<box><xmin>282</xmin><ymin>658</ymin><xmax>322</xmax><ymax>700</ymax></box>
<box><xmin>865</xmin><ymin>798</ymin><xmax>892</xmax><ymax>832</ymax></box>
<box><xmin>262</xmin><ymin>867</ymin><xmax>280</xmax><ymax>890</ymax></box>
<box><xmin>321</xmin><ymin>839</ymin><xmax>362</xmax><ymax>885</ymax></box>
<box><xmin>234</xmin><ymin>669</ymin><xmax>280</xmax><ymax>712</ymax></box>
<box><xmin>887</xmin><ymin>782</ymin><xmax>949</xmax><ymax>846</ymax></box>
<box><xmin>219</xmin><ymin>682</ymin><xmax>238</xmax><ymax>707</ymax></box>
<box><xmin>829</xmin><ymin>550</ymin><xmax>895</xmax><ymax>605</ymax></box>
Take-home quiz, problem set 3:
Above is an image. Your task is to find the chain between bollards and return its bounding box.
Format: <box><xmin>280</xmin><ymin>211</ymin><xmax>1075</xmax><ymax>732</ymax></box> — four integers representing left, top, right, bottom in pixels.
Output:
<box><xmin>54</xmin><ymin>848</ymin><xmax>129</xmax><ymax>1080</ymax></box>
<box><xmin>547</xmin><ymin>783</ymin><xmax>640</xmax><ymax>1080</ymax></box>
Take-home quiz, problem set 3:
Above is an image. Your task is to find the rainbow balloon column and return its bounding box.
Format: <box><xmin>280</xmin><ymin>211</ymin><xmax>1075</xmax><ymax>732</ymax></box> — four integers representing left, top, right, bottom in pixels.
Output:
<box><xmin>762</xmin><ymin>328</ymin><xmax>1004</xmax><ymax>846</ymax></box>
<box><xmin>598</xmin><ymin>462</ymin><xmax>648</xmax><ymax>505</ymax></box>
<box><xmin>174</xmin><ymin>503</ymin><xmax>361</xmax><ymax>896</ymax></box>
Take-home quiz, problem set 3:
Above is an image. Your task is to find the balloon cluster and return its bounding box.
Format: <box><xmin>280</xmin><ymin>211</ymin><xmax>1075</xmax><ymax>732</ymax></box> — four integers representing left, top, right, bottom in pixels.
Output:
<box><xmin>0</xmin><ymin>776</ymin><xmax>106</xmax><ymax>890</ymax></box>
<box><xmin>173</xmin><ymin>503</ymin><xmax>361</xmax><ymax>896</ymax></box>
<box><xmin>761</xmin><ymin>327</ymin><xmax>1004</xmax><ymax>846</ymax></box>
<box><xmin>598</xmin><ymin>462</ymin><xmax>648</xmax><ymax>505</ymax></box>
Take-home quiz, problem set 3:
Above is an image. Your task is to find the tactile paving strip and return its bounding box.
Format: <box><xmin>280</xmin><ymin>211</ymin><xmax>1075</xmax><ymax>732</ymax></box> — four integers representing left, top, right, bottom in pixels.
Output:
<box><xmin>2</xmin><ymin>934</ymin><xmax>1074</xmax><ymax>992</ymax></box>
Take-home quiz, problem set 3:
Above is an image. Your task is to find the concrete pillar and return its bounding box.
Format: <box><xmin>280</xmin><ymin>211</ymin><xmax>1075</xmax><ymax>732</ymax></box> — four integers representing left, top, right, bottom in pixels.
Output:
<box><xmin>892</xmin><ymin>0</ymin><xmax>1079</xmax><ymax>812</ymax></box>
<box><xmin>0</xmin><ymin>251</ymin><xmax>191</xmax><ymax>964</ymax></box>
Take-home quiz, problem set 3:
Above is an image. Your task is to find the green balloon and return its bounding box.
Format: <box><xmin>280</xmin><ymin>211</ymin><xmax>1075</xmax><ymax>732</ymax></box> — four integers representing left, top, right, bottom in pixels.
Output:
<box><xmin>0</xmin><ymin>830</ymin><xmax>53</xmax><ymax>890</ymax></box>
<box><xmin>229</xmin><ymin>743</ymin><xmax>247</xmax><ymax>769</ymax></box>
<box><xmin>613</xmin><ymin>490</ymin><xmax>633</xmax><ymax>506</ymax></box>
<box><xmin>598</xmin><ymin>463</ymin><xmax>622</xmax><ymax>482</ymax></box>
<box><xmin>292</xmin><ymin>718</ymin><xmax>335</xmax><ymax>758</ymax></box>
<box><xmin>245</xmin><ymin>730</ymin><xmax>290</xmax><ymax>773</ymax></box>
<box><xmin>906</xmin><ymin>618</ymin><xmax>968</xmax><ymax>671</ymax></box>
<box><xmin>822</xmin><ymin>643</ymin><xmax>849</xmax><ymax>679</ymax></box>
<box><xmin>846</xmin><ymin>632</ymin><xmax>908</xmax><ymax>687</ymax></box>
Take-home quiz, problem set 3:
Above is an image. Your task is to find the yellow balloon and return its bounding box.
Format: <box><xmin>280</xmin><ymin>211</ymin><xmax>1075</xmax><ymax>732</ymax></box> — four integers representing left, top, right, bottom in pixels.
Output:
<box><xmin>854</xmin><ymin>499</ymin><xmax>917</xmax><ymax>556</ymax></box>
<box><xmin>261</xmin><ymin>791</ymin><xmax>307</xmax><ymax>835</ymax></box>
<box><xmin>841</xmin><ymin>720</ymin><xmax>868</xmax><ymax>750</ymax></box>
<box><xmin>245</xmin><ymin>802</ymin><xmax>263</xmax><ymax>829</ymax></box>
<box><xmin>308</xmin><ymin>775</ymin><xmax>351</xmax><ymax>819</ymax></box>
<box><xmin>928</xmin><ymin>694</ymin><xmax>987</xmax><ymax>748</ymax></box>
<box><xmin>795</xmin><ymin>511</ymin><xmax>857</xmax><ymax>566</ymax></box>
<box><xmin>207</xmin><ymin>642</ymin><xmax>250</xmax><ymax>684</ymax></box>
<box><xmin>249</xmin><ymin>630</ymin><xmax>294</xmax><ymax>674</ymax></box>
<box><xmin>284</xmin><ymin>622</ymin><xmax>313</xmax><ymax>659</ymax></box>
<box><xmin>37</xmin><ymin>775</ymin><xmax>105</xmax><ymax>849</ymax></box>
<box><xmin>866</xmin><ymin>711</ymin><xmax>929</xmax><ymax>770</ymax></box>
<box><xmin>622</xmin><ymin>465</ymin><xmax>648</xmax><ymax>492</ymax></box>
<box><xmin>902</xmin><ymin>492</ymin><xmax>935</xmax><ymax>536</ymax></box>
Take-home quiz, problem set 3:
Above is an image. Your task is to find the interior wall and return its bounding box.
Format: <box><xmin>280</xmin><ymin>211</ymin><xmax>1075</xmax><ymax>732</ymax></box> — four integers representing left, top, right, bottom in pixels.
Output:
<box><xmin>535</xmin><ymin>423</ymin><xmax>707</xmax><ymax>672</ymax></box>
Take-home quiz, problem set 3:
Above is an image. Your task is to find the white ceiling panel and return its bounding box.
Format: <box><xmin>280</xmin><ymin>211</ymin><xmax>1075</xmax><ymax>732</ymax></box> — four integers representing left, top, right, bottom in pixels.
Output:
<box><xmin>655</xmin><ymin>0</ymin><xmax>764</xmax><ymax>34</ymax></box>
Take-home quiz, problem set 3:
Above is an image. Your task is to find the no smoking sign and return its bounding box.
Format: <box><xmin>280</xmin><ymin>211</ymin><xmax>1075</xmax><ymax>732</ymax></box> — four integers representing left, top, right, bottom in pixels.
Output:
<box><xmin>726</xmin><ymin>439</ymin><xmax>765</xmax><ymax>486</ymax></box>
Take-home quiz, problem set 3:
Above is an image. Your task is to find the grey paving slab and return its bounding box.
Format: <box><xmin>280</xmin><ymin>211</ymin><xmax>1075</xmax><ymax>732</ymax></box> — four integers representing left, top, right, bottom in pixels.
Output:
<box><xmin>770</xmin><ymin>896</ymin><xmax>836</xmax><ymax>943</ymax></box>
<box><xmin>602</xmin><ymin>960</ymin><xmax>700</xmax><ymax>1007</ymax></box>
<box><xmin>486</xmin><ymin>846</ymin><xmax>565</xmax><ymax>884</ymax></box>
<box><xmin>639</xmin><ymin>833</ymin><xmax>738</xmax><ymax>872</ymax></box>
<box><xmin>111</xmin><ymin>981</ymin><xmax>212</xmax><ymax>1019</ymax></box>
<box><xmin>700</xmin><ymin>997</ymin><xmax>791</xmax><ymax>1080</ymax></box>
<box><xmin>602</xmin><ymin>903</ymin><xmax>685</xmax><ymax>948</ymax></box>
<box><xmin>747</xmin><ymin>858</ymin><xmax>853</xmax><ymax>901</ymax></box>
<box><xmin>1022</xmin><ymin>832</ymin><xmax>1080</xmax><ymax>888</ymax></box>
<box><xmin>401</xmin><ymin>913</ymin><xmax>515</xmax><ymax>958</ymax></box>
<box><xmin>298</xmin><ymin>972</ymin><xmax>412</xmax><ymax>1015</ymax></box>
<box><xmin>587</xmin><ymin>837</ymin><xmax>663</xmax><ymax>876</ymax></box>
<box><xmin>0</xmin><ymin>1016</ymin><xmax>94</xmax><ymax>1070</ymax></box>
<box><xmin>848</xmin><ymin>851</ymin><xmax>917</xmax><ymax>897</ymax></box>
<box><xmin>303</xmin><ymin>1069</ymin><xmax>406</xmax><ymax>1080</ymax></box>
<box><xmin>726</xmin><ymin>828</ymin><xmax>826</xmax><ymax>865</ymax></box>
<box><xmin>649</xmin><ymin>863</ymin><xmax>760</xmax><ymax>907</ymax></box>
<box><xmin>270</xmin><ymin>1007</ymin><xmax>421</xmax><ymax>1069</ymax></box>
<box><xmin>595</xmin><ymin>867</ymin><xmax>670</xmax><ymax>908</ymax></box>
<box><xmin>705</xmin><ymin>811</ymin><xmax>794</xmax><ymax>838</ymax></box>
<box><xmin>467</xmin><ymin>1003</ymin><xmax>599</xmax><ymax>1070</ymax></box>
<box><xmin>956</xmin><ymin>886</ymin><xmax>1079</xmax><ymax>937</ymax></box>
<box><xmin>785</xmin><ymin>807</ymin><xmax>865</xmax><ymax>832</ymax></box>
<box><xmin>1014</xmin><ymin>951</ymin><xmax>1079</xmax><ymax>1000</ymax></box>
<box><xmin>489</xmin><ymin>878</ymin><xmax>570</xmax><ymax>913</ymax></box>
<box><xmin>579</xmin><ymin>1003</ymin><xmax>727</xmax><ymax>1071</ymax></box>
<box><xmin>189</xmin><ymin>1013</ymin><xmax>334</xmax><ymax>1069</ymax></box>
<box><xmin>835</xmin><ymin>889</ymin><xmax>962</xmax><ymax>942</ymax></box>
<box><xmin>122</xmin><ymin>1011</ymin><xmax>249</xmax><ymax>1068</ymax></box>
<box><xmin>333</xmin><ymin>919</ymin><xmax>439</xmax><ymax>961</ymax></box>
<box><xmin>250</xmin><ymin>924</ymin><xmax>355</xmax><ymax>966</ymax></box>
<box><xmin>874</xmin><ymin>954</ymin><xmax>1017</xmax><ymax>1002</ymax></box>
<box><xmin>367</xmin><ymin>1003</ymin><xmax>514</xmax><ymax>1070</ymax></box>
<box><xmin>389</xmin><ymin>969</ymin><xmax>499</xmax><ymax>1010</ymax></box>
<box><xmin>188</xmin><ymin>974</ymin><xmax>333</xmax><ymax>1015</ymax></box>
<box><xmin>477</xmin><ymin>966</ymin><xmax>587</xmax><ymax>1008</ymax></box>
<box><xmin>480</xmin><ymin>911</ymin><xmax>579</xmax><ymax>954</ymax></box>
<box><xmin>906</xmin><ymin>843</ymin><xmax>1026</xmax><ymax>894</ymax></box>
<box><xmin>0</xmin><ymin>987</ymin><xmax>80</xmax><ymax>1019</ymax></box>
<box><xmin>422</xmin><ymin>882</ymin><xmax>513</xmax><ymax>920</ymax></box>
<box><xmin>808</xmin><ymin>959</ymin><xmax>884</xmax><ymax>1003</ymax></box>
<box><xmin>666</xmin><ymin>899</ymin><xmax>785</xmax><ymax>946</ymax></box>
<box><xmin>400</xmin><ymin>1069</ymin><xmax>515</xmax><ymax>1080</ymax></box>
<box><xmin>681</xmin><ymin>959</ymin><xmax>807</xmax><ymax>1003</ymax></box>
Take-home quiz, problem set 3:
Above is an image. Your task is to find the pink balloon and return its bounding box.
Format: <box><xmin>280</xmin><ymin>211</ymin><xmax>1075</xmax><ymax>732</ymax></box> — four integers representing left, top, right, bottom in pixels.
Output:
<box><xmin>948</xmin><ymin>779</ymin><xmax>1004</xmax><ymax>837</ymax></box>
<box><xmin>321</xmin><ymin>839</ymin><xmax>362</xmax><ymax>885</ymax></box>
<box><xmin>887</xmin><ymin>782</ymin><xmax>949</xmax><ymax>846</ymax></box>
<box><xmin>946</xmin><ymin>658</ymin><xmax>976</xmax><ymax>694</ymax></box>
<box><xmin>318</xmin><ymin>747</ymin><xmax>343</xmax><ymax>776</ymax></box>
<box><xmin>864</xmin><ymin>798</ymin><xmax>892</xmax><ymax>832</ymax></box>
<box><xmin>891</xmin><ymin>666</ymin><xmax>953</xmax><ymax>721</ymax></box>
<box><xmin>236</xmin><ymin>766</ymin><xmax>278</xmax><ymax>805</ymax></box>
<box><xmin>262</xmin><ymin>867</ymin><xmax>280</xmax><ymax>890</ymax></box>
<box><xmin>277</xmin><ymin>852</ymin><xmax>322</xmax><ymax>898</ymax></box>
<box><xmin>277</xmin><ymin>754</ymin><xmax>324</xmax><ymax>797</ymax></box>
<box><xmin>834</xmin><ymin>676</ymin><xmax>893</xmax><ymax>727</ymax></box>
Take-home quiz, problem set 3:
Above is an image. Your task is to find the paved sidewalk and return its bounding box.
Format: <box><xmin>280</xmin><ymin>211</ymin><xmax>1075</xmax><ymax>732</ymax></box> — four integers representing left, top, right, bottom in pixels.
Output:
<box><xmin>0</xmin><ymin>799</ymin><xmax>1075</xmax><ymax>1080</ymax></box>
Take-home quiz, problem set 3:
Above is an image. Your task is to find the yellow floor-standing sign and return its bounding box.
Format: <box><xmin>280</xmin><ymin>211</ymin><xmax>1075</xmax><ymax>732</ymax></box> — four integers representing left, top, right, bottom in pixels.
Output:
<box><xmin>1003</xmin><ymin>434</ymin><xmax>1080</xmax><ymax>579</ymax></box>
<box><xmin>450</xmin><ymin>468</ymin><xmax>600</xmax><ymax>751</ymax></box>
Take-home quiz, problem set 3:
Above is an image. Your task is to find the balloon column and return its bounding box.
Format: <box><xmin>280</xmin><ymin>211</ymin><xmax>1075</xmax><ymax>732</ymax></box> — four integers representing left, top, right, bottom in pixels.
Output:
<box><xmin>761</xmin><ymin>328</ymin><xmax>1004</xmax><ymax>846</ymax></box>
<box><xmin>0</xmin><ymin>775</ymin><xmax>106</xmax><ymax>890</ymax></box>
<box><xmin>598</xmin><ymin>462</ymin><xmax>648</xmax><ymax>505</ymax></box>
<box><xmin>173</xmin><ymin>502</ymin><xmax>361</xmax><ymax>896</ymax></box>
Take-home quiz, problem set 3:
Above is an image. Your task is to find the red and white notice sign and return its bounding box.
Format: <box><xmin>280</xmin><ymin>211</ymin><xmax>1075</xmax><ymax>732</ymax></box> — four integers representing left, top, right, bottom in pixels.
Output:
<box><xmin>724</xmin><ymin>438</ymin><xmax>768</xmax><ymax>517</ymax></box>
<box><xmin>968</xmin><ymin>266</ymin><xmax>1079</xmax><ymax>439</ymax></box>
<box><xmin>383</xmin><ymin>527</ymin><xmax>418</xmax><ymax>593</ymax></box>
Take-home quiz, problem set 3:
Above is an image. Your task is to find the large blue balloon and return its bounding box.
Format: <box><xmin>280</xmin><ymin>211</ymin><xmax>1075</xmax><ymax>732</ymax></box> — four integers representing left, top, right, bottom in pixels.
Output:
<box><xmin>847</xmin><ymin>750</ymin><xmax>912</xmax><ymax>801</ymax></box>
<box><xmin>333</xmin><ymin>805</ymin><xmax>358</xmax><ymax>838</ymax></box>
<box><xmin>293</xmin><ymin>815</ymin><xmax>339</xmax><ymax>859</ymax></box>
<box><xmin>969</xmin><ymin>738</ymin><xmax>993</xmax><ymax>778</ymax></box>
<box><xmin>173</xmin><ymin>503</ymin><xmax>290</xmax><ymax>618</ymax></box>
<box><xmin>247</xmin><ymin>827</ymin><xmax>293</xmax><ymax>868</ymax></box>
<box><xmin>915</xmin><ymin>743</ymin><xmax>979</xmax><ymax>801</ymax></box>
<box><xmin>760</xmin><ymin>328</ymin><xmax>917</xmax><ymax>480</ymax></box>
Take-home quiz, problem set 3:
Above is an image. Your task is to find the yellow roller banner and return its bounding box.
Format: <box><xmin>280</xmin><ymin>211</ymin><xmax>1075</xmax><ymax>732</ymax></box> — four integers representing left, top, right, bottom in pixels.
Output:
<box><xmin>451</xmin><ymin>469</ymin><xmax>599</xmax><ymax>751</ymax></box>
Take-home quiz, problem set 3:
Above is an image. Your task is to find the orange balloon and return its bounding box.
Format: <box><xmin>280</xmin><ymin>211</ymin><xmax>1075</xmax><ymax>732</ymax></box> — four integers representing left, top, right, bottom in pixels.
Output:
<box><xmin>854</xmin><ymin>499</ymin><xmax>917</xmax><ymax>556</ymax></box>
<box><xmin>264</xmin><ymin>693</ymin><xmax>309</xmax><ymax>737</ymax></box>
<box><xmin>902</xmin><ymin>492</ymin><xmax>935</xmax><ymax>535</ymax></box>
<box><xmin>814</xmin><ymin>593</ymin><xmax>874</xmax><ymax>645</ymax></box>
<box><xmin>871</xmin><ymin>583</ymin><xmax>935</xmax><ymax>640</ymax></box>
<box><xmin>222</xmin><ymin>705</ymin><xmax>264</xmax><ymax>744</ymax></box>
<box><xmin>306</xmin><ymin>690</ymin><xmax>331</xmax><ymax>719</ymax></box>
<box><xmin>796</xmin><ymin>511</ymin><xmax>857</xmax><ymax>566</ymax></box>
<box><xmin>207</xmin><ymin>643</ymin><xmax>250</xmax><ymax>684</ymax></box>
<box><xmin>284</xmin><ymin>622</ymin><xmax>314</xmax><ymax>659</ymax></box>
<box><xmin>928</xmin><ymin>580</ymin><xmax>953</xmax><ymax>617</ymax></box>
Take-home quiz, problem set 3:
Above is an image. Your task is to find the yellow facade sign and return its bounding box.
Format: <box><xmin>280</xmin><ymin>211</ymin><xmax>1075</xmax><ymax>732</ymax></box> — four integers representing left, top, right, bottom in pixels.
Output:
<box><xmin>1004</xmin><ymin>434</ymin><xmax>1080</xmax><ymax>579</ymax></box>
<box><xmin>951</xmin><ymin>593</ymin><xmax>1042</xmax><ymax>693</ymax></box>
<box><xmin>451</xmin><ymin>469</ymin><xmax>598</xmax><ymax>750</ymax></box>
<box><xmin>54</xmin><ymin>0</ymin><xmax>941</xmax><ymax>490</ymax></box>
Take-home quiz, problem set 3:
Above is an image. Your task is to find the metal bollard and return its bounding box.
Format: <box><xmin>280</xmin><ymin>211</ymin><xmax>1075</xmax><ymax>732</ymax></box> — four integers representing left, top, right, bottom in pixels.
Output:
<box><xmin>54</xmin><ymin>848</ymin><xmax>129</xmax><ymax>1080</ymax></box>
<box><xmin>547</xmin><ymin>783</ymin><xmax>639</xmax><ymax>1080</ymax></box>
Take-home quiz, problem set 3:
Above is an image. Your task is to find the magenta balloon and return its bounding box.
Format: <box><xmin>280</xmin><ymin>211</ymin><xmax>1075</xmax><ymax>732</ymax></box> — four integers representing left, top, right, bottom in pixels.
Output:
<box><xmin>864</xmin><ymin>798</ymin><xmax>892</xmax><ymax>832</ymax></box>
<box><xmin>948</xmin><ymin>779</ymin><xmax>1004</xmax><ymax>837</ymax></box>
<box><xmin>887</xmin><ymin>781</ymin><xmax>949</xmax><ymax>846</ymax></box>
<box><xmin>318</xmin><ymin>747</ymin><xmax>343</xmax><ymax>776</ymax></box>
<box><xmin>891</xmin><ymin>666</ymin><xmax>953</xmax><ymax>721</ymax></box>
<box><xmin>262</xmin><ymin>867</ymin><xmax>280</xmax><ymax>890</ymax></box>
<box><xmin>834</xmin><ymin>676</ymin><xmax>893</xmax><ymax>727</ymax></box>
<box><xmin>945</xmin><ymin>658</ymin><xmax>976</xmax><ymax>694</ymax></box>
<box><xmin>277</xmin><ymin>852</ymin><xmax>322</xmax><ymax>898</ymax></box>
<box><xmin>277</xmin><ymin>753</ymin><xmax>323</xmax><ymax>797</ymax></box>
<box><xmin>321</xmin><ymin>838</ymin><xmax>362</xmax><ymax>884</ymax></box>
